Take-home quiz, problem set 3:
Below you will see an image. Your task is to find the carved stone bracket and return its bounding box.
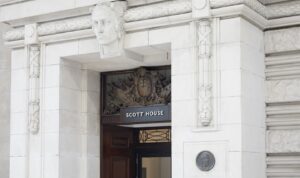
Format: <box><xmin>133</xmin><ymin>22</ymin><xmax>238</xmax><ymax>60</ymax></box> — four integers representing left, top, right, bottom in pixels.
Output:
<box><xmin>196</xmin><ymin>20</ymin><xmax>213</xmax><ymax>127</ymax></box>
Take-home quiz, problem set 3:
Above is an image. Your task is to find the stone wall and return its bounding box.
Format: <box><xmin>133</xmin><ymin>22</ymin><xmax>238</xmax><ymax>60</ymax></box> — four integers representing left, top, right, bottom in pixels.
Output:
<box><xmin>0</xmin><ymin>23</ymin><xmax>11</xmax><ymax>178</ymax></box>
<box><xmin>265</xmin><ymin>27</ymin><xmax>300</xmax><ymax>178</ymax></box>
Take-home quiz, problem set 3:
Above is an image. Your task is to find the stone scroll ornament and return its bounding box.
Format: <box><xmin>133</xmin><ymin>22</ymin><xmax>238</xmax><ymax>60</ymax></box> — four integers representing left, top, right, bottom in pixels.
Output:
<box><xmin>197</xmin><ymin>20</ymin><xmax>213</xmax><ymax>127</ymax></box>
<box><xmin>91</xmin><ymin>0</ymin><xmax>127</xmax><ymax>58</ymax></box>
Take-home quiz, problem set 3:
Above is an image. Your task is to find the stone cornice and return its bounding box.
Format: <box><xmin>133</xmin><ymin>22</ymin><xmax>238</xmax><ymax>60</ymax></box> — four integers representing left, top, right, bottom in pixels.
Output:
<box><xmin>210</xmin><ymin>0</ymin><xmax>267</xmax><ymax>18</ymax></box>
<box><xmin>3</xmin><ymin>16</ymin><xmax>92</xmax><ymax>41</ymax></box>
<box><xmin>0</xmin><ymin>0</ymin><xmax>28</xmax><ymax>6</ymax></box>
<box><xmin>211</xmin><ymin>0</ymin><xmax>300</xmax><ymax>20</ymax></box>
<box><xmin>267</xmin><ymin>0</ymin><xmax>300</xmax><ymax>19</ymax></box>
<box><xmin>4</xmin><ymin>0</ymin><xmax>300</xmax><ymax>43</ymax></box>
<box><xmin>38</xmin><ymin>16</ymin><xmax>91</xmax><ymax>36</ymax></box>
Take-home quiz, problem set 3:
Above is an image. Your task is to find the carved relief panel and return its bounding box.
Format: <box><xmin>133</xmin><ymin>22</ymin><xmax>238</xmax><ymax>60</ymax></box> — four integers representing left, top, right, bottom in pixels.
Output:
<box><xmin>102</xmin><ymin>67</ymin><xmax>171</xmax><ymax>116</ymax></box>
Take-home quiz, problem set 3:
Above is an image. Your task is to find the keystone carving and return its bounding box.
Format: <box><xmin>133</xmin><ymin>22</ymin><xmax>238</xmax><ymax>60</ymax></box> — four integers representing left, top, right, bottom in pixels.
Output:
<box><xmin>91</xmin><ymin>0</ymin><xmax>127</xmax><ymax>58</ymax></box>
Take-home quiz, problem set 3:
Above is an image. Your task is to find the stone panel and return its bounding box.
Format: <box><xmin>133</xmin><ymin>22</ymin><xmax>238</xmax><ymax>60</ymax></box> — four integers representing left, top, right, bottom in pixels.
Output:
<box><xmin>267</xmin><ymin>130</ymin><xmax>300</xmax><ymax>153</ymax></box>
<box><xmin>267</xmin><ymin>79</ymin><xmax>300</xmax><ymax>103</ymax></box>
<box><xmin>265</xmin><ymin>27</ymin><xmax>300</xmax><ymax>54</ymax></box>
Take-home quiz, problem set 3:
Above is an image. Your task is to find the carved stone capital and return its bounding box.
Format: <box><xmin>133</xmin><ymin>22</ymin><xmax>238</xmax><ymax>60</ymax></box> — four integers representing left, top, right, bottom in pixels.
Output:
<box><xmin>192</xmin><ymin>0</ymin><xmax>210</xmax><ymax>19</ymax></box>
<box><xmin>25</xmin><ymin>23</ymin><xmax>39</xmax><ymax>45</ymax></box>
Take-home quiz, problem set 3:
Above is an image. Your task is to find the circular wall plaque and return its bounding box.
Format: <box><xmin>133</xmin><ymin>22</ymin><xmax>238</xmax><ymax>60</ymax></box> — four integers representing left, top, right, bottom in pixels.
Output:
<box><xmin>196</xmin><ymin>151</ymin><xmax>215</xmax><ymax>172</ymax></box>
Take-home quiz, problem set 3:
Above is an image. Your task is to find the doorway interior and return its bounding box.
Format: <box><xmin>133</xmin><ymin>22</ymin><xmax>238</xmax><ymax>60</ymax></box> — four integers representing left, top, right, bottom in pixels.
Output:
<box><xmin>100</xmin><ymin>66</ymin><xmax>171</xmax><ymax>178</ymax></box>
<box><xmin>102</xmin><ymin>126</ymin><xmax>171</xmax><ymax>178</ymax></box>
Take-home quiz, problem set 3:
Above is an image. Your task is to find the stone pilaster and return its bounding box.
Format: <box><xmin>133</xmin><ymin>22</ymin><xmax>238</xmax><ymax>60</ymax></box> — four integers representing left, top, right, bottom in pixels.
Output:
<box><xmin>25</xmin><ymin>23</ymin><xmax>40</xmax><ymax>135</ymax></box>
<box><xmin>25</xmin><ymin>23</ymin><xmax>42</xmax><ymax>178</ymax></box>
<box><xmin>196</xmin><ymin>20</ymin><xmax>213</xmax><ymax>127</ymax></box>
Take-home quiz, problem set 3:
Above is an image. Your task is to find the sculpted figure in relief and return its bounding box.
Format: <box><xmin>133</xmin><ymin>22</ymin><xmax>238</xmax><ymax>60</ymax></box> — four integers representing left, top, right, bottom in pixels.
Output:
<box><xmin>91</xmin><ymin>1</ymin><xmax>125</xmax><ymax>58</ymax></box>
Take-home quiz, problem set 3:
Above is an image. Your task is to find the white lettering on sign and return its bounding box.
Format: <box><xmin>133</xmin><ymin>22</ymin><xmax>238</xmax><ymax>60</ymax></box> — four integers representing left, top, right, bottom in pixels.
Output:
<box><xmin>145</xmin><ymin>110</ymin><xmax>164</xmax><ymax>116</ymax></box>
<box><xmin>125</xmin><ymin>110</ymin><xmax>164</xmax><ymax>118</ymax></box>
<box><xmin>126</xmin><ymin>112</ymin><xmax>144</xmax><ymax>118</ymax></box>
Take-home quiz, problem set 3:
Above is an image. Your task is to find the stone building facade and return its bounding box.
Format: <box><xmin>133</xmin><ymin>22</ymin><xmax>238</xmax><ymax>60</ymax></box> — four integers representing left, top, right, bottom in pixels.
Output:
<box><xmin>0</xmin><ymin>0</ymin><xmax>299</xmax><ymax>178</ymax></box>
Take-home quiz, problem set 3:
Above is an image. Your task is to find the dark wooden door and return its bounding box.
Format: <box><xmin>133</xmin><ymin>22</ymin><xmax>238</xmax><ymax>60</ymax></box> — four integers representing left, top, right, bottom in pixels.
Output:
<box><xmin>102</xmin><ymin>126</ymin><xmax>134</xmax><ymax>178</ymax></box>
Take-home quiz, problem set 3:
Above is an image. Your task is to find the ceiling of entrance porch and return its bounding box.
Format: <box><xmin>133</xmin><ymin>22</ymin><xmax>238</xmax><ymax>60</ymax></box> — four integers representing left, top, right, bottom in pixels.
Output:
<box><xmin>65</xmin><ymin>44</ymin><xmax>171</xmax><ymax>72</ymax></box>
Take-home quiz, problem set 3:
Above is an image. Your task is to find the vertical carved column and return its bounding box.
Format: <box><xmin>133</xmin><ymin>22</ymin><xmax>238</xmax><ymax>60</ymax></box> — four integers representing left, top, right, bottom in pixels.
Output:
<box><xmin>25</xmin><ymin>23</ymin><xmax>43</xmax><ymax>178</ymax></box>
<box><xmin>196</xmin><ymin>20</ymin><xmax>213</xmax><ymax>127</ymax></box>
<box><xmin>25</xmin><ymin>24</ymin><xmax>40</xmax><ymax>134</ymax></box>
<box><xmin>28</xmin><ymin>45</ymin><xmax>40</xmax><ymax>134</ymax></box>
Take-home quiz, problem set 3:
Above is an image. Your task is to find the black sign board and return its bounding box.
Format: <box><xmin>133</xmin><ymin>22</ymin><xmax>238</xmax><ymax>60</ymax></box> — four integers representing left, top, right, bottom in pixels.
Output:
<box><xmin>102</xmin><ymin>105</ymin><xmax>171</xmax><ymax>125</ymax></box>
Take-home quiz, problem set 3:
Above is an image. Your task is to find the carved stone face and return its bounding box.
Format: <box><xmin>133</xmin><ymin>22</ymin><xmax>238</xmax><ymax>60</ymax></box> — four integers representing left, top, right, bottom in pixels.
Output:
<box><xmin>92</xmin><ymin>4</ymin><xmax>120</xmax><ymax>45</ymax></box>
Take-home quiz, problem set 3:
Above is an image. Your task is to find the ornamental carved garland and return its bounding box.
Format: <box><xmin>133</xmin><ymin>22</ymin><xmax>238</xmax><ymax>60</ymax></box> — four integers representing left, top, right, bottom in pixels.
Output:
<box><xmin>197</xmin><ymin>20</ymin><xmax>213</xmax><ymax>127</ymax></box>
<box><xmin>103</xmin><ymin>67</ymin><xmax>171</xmax><ymax>115</ymax></box>
<box><xmin>28</xmin><ymin>46</ymin><xmax>40</xmax><ymax>134</ymax></box>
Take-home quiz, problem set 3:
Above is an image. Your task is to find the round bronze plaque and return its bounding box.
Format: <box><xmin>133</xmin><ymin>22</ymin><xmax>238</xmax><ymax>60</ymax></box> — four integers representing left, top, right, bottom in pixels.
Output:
<box><xmin>196</xmin><ymin>151</ymin><xmax>215</xmax><ymax>172</ymax></box>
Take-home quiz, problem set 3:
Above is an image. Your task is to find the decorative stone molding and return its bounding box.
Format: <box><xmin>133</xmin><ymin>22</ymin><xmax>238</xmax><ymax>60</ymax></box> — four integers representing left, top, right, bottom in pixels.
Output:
<box><xmin>267</xmin><ymin>130</ymin><xmax>300</xmax><ymax>153</ymax></box>
<box><xmin>24</xmin><ymin>23</ymin><xmax>41</xmax><ymax>134</ymax></box>
<box><xmin>192</xmin><ymin>0</ymin><xmax>210</xmax><ymax>18</ymax></box>
<box><xmin>124</xmin><ymin>0</ymin><xmax>192</xmax><ymax>22</ymax></box>
<box><xmin>266</xmin><ymin>103</ymin><xmax>300</xmax><ymax>116</ymax></box>
<box><xmin>38</xmin><ymin>16</ymin><xmax>92</xmax><ymax>36</ymax></box>
<box><xmin>263</xmin><ymin>0</ymin><xmax>290</xmax><ymax>4</ymax></box>
<box><xmin>0</xmin><ymin>0</ymin><xmax>28</xmax><ymax>6</ymax></box>
<box><xmin>265</xmin><ymin>55</ymin><xmax>300</xmax><ymax>80</ymax></box>
<box><xmin>25</xmin><ymin>23</ymin><xmax>38</xmax><ymax>45</ymax></box>
<box><xmin>28</xmin><ymin>99</ymin><xmax>40</xmax><ymax>134</ymax></box>
<box><xmin>267</xmin><ymin>79</ymin><xmax>300</xmax><ymax>103</ymax></box>
<box><xmin>210</xmin><ymin>0</ymin><xmax>266</xmax><ymax>17</ymax></box>
<box><xmin>267</xmin><ymin>0</ymin><xmax>300</xmax><ymax>19</ymax></box>
<box><xmin>196</xmin><ymin>20</ymin><xmax>213</xmax><ymax>127</ymax></box>
<box><xmin>267</xmin><ymin>155</ymin><xmax>300</xmax><ymax>177</ymax></box>
<box><xmin>28</xmin><ymin>45</ymin><xmax>40</xmax><ymax>134</ymax></box>
<box><xmin>5</xmin><ymin>0</ymin><xmax>300</xmax><ymax>44</ymax></box>
<box><xmin>127</xmin><ymin>0</ymin><xmax>170</xmax><ymax>7</ymax></box>
<box><xmin>127</xmin><ymin>0</ymin><xmax>171</xmax><ymax>7</ymax></box>
<box><xmin>3</xmin><ymin>28</ymin><xmax>24</xmax><ymax>41</ymax></box>
<box><xmin>265</xmin><ymin>27</ymin><xmax>300</xmax><ymax>54</ymax></box>
<box><xmin>1</xmin><ymin>0</ymin><xmax>266</xmax><ymax>44</ymax></box>
<box><xmin>91</xmin><ymin>1</ymin><xmax>127</xmax><ymax>58</ymax></box>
